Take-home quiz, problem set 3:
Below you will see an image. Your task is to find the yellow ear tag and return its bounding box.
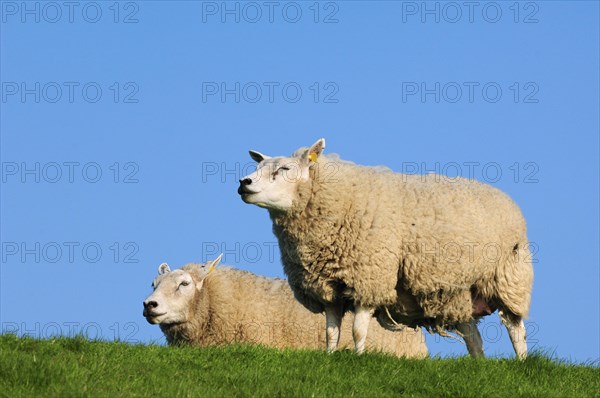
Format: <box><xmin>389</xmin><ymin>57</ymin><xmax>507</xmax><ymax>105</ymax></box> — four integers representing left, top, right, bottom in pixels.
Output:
<box><xmin>309</xmin><ymin>152</ymin><xmax>318</xmax><ymax>162</ymax></box>
<box><xmin>207</xmin><ymin>263</ymin><xmax>217</xmax><ymax>274</ymax></box>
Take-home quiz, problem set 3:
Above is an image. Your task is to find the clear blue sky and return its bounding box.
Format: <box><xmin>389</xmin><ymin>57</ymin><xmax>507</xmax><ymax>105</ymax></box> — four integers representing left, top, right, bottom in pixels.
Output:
<box><xmin>1</xmin><ymin>1</ymin><xmax>598</xmax><ymax>362</ymax></box>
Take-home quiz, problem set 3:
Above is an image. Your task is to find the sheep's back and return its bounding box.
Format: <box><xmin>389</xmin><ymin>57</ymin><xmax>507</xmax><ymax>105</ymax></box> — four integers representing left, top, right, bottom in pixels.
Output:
<box><xmin>204</xmin><ymin>267</ymin><xmax>428</xmax><ymax>356</ymax></box>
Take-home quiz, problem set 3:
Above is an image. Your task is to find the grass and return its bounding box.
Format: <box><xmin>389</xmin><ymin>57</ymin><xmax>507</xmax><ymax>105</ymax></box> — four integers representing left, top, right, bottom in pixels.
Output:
<box><xmin>0</xmin><ymin>334</ymin><xmax>598</xmax><ymax>398</ymax></box>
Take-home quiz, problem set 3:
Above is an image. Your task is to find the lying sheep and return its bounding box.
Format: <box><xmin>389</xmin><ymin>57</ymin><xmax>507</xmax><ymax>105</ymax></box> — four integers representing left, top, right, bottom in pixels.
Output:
<box><xmin>238</xmin><ymin>139</ymin><xmax>534</xmax><ymax>358</ymax></box>
<box><xmin>142</xmin><ymin>255</ymin><xmax>428</xmax><ymax>357</ymax></box>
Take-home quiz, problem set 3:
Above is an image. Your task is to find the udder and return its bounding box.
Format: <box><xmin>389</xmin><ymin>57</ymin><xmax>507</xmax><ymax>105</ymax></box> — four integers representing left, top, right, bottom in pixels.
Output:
<box><xmin>472</xmin><ymin>296</ymin><xmax>497</xmax><ymax>317</ymax></box>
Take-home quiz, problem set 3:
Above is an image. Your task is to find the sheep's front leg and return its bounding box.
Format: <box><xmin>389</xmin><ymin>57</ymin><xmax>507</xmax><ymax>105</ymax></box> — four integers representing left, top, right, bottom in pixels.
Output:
<box><xmin>455</xmin><ymin>319</ymin><xmax>484</xmax><ymax>358</ymax></box>
<box><xmin>353</xmin><ymin>305</ymin><xmax>374</xmax><ymax>354</ymax></box>
<box><xmin>325</xmin><ymin>304</ymin><xmax>343</xmax><ymax>352</ymax></box>
<box><xmin>499</xmin><ymin>311</ymin><xmax>527</xmax><ymax>359</ymax></box>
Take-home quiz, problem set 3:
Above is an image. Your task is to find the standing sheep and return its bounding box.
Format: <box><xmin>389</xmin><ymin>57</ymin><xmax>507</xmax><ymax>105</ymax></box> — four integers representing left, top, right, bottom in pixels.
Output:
<box><xmin>238</xmin><ymin>138</ymin><xmax>534</xmax><ymax>358</ymax></box>
<box><xmin>142</xmin><ymin>255</ymin><xmax>428</xmax><ymax>357</ymax></box>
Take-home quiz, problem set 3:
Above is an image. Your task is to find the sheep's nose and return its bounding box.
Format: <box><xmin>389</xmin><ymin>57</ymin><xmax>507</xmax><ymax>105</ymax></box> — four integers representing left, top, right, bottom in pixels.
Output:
<box><xmin>144</xmin><ymin>300</ymin><xmax>158</xmax><ymax>310</ymax></box>
<box><xmin>240</xmin><ymin>178</ymin><xmax>252</xmax><ymax>186</ymax></box>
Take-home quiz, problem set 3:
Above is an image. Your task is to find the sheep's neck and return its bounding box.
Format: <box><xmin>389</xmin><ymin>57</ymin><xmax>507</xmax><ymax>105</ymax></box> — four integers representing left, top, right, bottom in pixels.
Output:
<box><xmin>189</xmin><ymin>281</ymin><xmax>212</xmax><ymax>342</ymax></box>
<box><xmin>269</xmin><ymin>165</ymin><xmax>353</xmax><ymax>262</ymax></box>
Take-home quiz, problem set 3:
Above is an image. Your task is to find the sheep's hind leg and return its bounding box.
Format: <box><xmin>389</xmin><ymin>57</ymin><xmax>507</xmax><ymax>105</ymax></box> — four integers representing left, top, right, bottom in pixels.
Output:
<box><xmin>325</xmin><ymin>304</ymin><xmax>343</xmax><ymax>352</ymax></box>
<box><xmin>499</xmin><ymin>311</ymin><xmax>527</xmax><ymax>360</ymax></box>
<box><xmin>455</xmin><ymin>319</ymin><xmax>484</xmax><ymax>358</ymax></box>
<box><xmin>353</xmin><ymin>305</ymin><xmax>374</xmax><ymax>354</ymax></box>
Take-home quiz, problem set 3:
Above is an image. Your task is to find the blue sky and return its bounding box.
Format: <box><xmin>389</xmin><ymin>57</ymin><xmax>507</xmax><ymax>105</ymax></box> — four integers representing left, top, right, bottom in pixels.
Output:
<box><xmin>1</xmin><ymin>1</ymin><xmax>598</xmax><ymax>362</ymax></box>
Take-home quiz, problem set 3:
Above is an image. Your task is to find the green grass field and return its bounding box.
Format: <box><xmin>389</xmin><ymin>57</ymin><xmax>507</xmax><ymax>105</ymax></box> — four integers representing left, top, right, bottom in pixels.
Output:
<box><xmin>0</xmin><ymin>334</ymin><xmax>598</xmax><ymax>398</ymax></box>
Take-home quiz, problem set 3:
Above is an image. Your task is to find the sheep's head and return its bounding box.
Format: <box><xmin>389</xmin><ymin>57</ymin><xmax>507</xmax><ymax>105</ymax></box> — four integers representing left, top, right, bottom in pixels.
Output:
<box><xmin>142</xmin><ymin>254</ymin><xmax>222</xmax><ymax>325</ymax></box>
<box><xmin>238</xmin><ymin>138</ymin><xmax>325</xmax><ymax>211</ymax></box>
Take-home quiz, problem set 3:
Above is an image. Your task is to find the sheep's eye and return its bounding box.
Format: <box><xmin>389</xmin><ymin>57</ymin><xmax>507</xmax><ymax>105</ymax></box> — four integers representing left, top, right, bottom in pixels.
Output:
<box><xmin>272</xmin><ymin>166</ymin><xmax>289</xmax><ymax>178</ymax></box>
<box><xmin>180</xmin><ymin>280</ymin><xmax>190</xmax><ymax>287</ymax></box>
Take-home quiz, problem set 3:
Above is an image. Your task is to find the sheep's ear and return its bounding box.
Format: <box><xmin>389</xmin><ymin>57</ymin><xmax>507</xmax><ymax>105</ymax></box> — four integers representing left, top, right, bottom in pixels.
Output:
<box><xmin>302</xmin><ymin>138</ymin><xmax>326</xmax><ymax>165</ymax></box>
<box><xmin>206</xmin><ymin>253</ymin><xmax>223</xmax><ymax>274</ymax></box>
<box><xmin>249</xmin><ymin>150</ymin><xmax>270</xmax><ymax>163</ymax></box>
<box><xmin>196</xmin><ymin>254</ymin><xmax>221</xmax><ymax>291</ymax></box>
<box><xmin>158</xmin><ymin>263</ymin><xmax>171</xmax><ymax>275</ymax></box>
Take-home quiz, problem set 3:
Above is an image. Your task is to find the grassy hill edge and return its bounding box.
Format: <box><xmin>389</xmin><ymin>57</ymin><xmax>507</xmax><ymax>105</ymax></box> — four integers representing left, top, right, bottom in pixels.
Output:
<box><xmin>0</xmin><ymin>334</ymin><xmax>598</xmax><ymax>397</ymax></box>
